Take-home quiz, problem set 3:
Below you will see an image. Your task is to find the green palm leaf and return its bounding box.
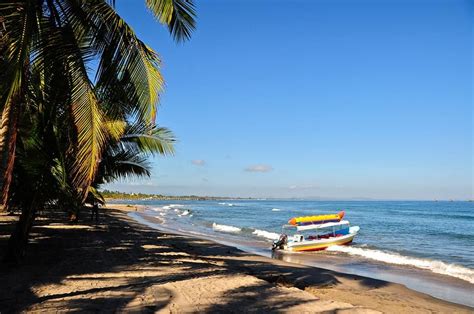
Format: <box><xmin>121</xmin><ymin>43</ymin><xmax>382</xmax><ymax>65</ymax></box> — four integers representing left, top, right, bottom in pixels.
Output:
<box><xmin>97</xmin><ymin>146</ymin><xmax>152</xmax><ymax>183</ymax></box>
<box><xmin>84</xmin><ymin>1</ymin><xmax>164</xmax><ymax>124</ymax></box>
<box><xmin>145</xmin><ymin>0</ymin><xmax>196</xmax><ymax>42</ymax></box>
<box><xmin>121</xmin><ymin>124</ymin><xmax>175</xmax><ymax>156</ymax></box>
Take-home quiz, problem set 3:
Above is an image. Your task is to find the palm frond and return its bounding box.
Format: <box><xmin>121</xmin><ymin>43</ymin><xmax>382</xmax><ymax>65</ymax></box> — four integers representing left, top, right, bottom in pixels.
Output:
<box><xmin>70</xmin><ymin>80</ymin><xmax>106</xmax><ymax>190</ymax></box>
<box><xmin>121</xmin><ymin>124</ymin><xmax>175</xmax><ymax>156</ymax></box>
<box><xmin>97</xmin><ymin>146</ymin><xmax>151</xmax><ymax>183</ymax></box>
<box><xmin>43</xmin><ymin>18</ymin><xmax>107</xmax><ymax>193</ymax></box>
<box><xmin>0</xmin><ymin>1</ymin><xmax>40</xmax><ymax>205</ymax></box>
<box><xmin>145</xmin><ymin>0</ymin><xmax>196</xmax><ymax>42</ymax></box>
<box><xmin>85</xmin><ymin>1</ymin><xmax>163</xmax><ymax>123</ymax></box>
<box><xmin>103</xmin><ymin>119</ymin><xmax>126</xmax><ymax>141</ymax></box>
<box><xmin>86</xmin><ymin>185</ymin><xmax>105</xmax><ymax>205</ymax></box>
<box><xmin>0</xmin><ymin>1</ymin><xmax>38</xmax><ymax>110</ymax></box>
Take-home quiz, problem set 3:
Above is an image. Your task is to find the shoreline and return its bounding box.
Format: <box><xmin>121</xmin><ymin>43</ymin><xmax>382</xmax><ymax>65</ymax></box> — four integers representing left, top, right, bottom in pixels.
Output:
<box><xmin>0</xmin><ymin>205</ymin><xmax>471</xmax><ymax>312</ymax></box>
<box><xmin>117</xmin><ymin>204</ymin><xmax>472</xmax><ymax>312</ymax></box>
<box><xmin>130</xmin><ymin>202</ymin><xmax>474</xmax><ymax>307</ymax></box>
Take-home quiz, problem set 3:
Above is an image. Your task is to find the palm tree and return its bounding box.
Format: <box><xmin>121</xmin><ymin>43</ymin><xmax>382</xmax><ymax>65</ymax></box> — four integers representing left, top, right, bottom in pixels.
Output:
<box><xmin>88</xmin><ymin>123</ymin><xmax>176</xmax><ymax>203</ymax></box>
<box><xmin>0</xmin><ymin>0</ymin><xmax>195</xmax><ymax>262</ymax></box>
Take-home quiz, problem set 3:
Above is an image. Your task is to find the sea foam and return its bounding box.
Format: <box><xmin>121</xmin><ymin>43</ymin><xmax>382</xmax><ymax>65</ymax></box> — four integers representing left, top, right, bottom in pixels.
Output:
<box><xmin>212</xmin><ymin>223</ymin><xmax>241</xmax><ymax>233</ymax></box>
<box><xmin>179</xmin><ymin>210</ymin><xmax>191</xmax><ymax>216</ymax></box>
<box><xmin>252</xmin><ymin>229</ymin><xmax>280</xmax><ymax>241</ymax></box>
<box><xmin>326</xmin><ymin>245</ymin><xmax>474</xmax><ymax>284</ymax></box>
<box><xmin>271</xmin><ymin>208</ymin><xmax>281</xmax><ymax>211</ymax></box>
<box><xmin>163</xmin><ymin>204</ymin><xmax>185</xmax><ymax>210</ymax></box>
<box><xmin>218</xmin><ymin>202</ymin><xmax>236</xmax><ymax>207</ymax></box>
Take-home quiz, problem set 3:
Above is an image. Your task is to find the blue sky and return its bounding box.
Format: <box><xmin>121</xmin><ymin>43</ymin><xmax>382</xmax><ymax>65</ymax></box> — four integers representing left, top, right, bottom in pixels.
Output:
<box><xmin>106</xmin><ymin>0</ymin><xmax>473</xmax><ymax>200</ymax></box>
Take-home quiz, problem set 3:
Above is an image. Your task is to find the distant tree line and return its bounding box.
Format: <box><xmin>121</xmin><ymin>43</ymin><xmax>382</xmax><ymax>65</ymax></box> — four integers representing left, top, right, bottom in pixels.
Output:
<box><xmin>101</xmin><ymin>190</ymin><xmax>251</xmax><ymax>201</ymax></box>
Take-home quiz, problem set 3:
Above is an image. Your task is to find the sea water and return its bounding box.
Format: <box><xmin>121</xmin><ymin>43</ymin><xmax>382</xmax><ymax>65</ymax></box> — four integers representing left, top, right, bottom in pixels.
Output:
<box><xmin>118</xmin><ymin>200</ymin><xmax>474</xmax><ymax>306</ymax></box>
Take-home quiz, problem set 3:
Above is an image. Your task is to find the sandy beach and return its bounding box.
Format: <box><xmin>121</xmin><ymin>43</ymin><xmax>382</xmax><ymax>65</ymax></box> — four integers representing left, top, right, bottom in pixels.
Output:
<box><xmin>0</xmin><ymin>205</ymin><xmax>471</xmax><ymax>313</ymax></box>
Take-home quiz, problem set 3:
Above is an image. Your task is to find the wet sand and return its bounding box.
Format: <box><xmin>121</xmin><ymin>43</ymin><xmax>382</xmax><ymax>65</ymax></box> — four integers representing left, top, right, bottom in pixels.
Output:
<box><xmin>0</xmin><ymin>205</ymin><xmax>471</xmax><ymax>313</ymax></box>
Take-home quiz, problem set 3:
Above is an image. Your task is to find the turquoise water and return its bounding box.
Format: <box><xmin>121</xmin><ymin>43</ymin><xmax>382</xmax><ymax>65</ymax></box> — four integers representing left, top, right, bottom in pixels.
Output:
<box><xmin>117</xmin><ymin>200</ymin><xmax>474</xmax><ymax>287</ymax></box>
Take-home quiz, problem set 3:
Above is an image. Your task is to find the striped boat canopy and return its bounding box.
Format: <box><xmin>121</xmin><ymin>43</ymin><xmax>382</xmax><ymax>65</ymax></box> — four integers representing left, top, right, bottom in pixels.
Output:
<box><xmin>296</xmin><ymin>220</ymin><xmax>350</xmax><ymax>231</ymax></box>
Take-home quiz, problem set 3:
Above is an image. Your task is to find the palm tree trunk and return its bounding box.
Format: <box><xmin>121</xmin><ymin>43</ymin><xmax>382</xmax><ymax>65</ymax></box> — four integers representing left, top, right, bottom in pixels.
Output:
<box><xmin>4</xmin><ymin>193</ymin><xmax>39</xmax><ymax>264</ymax></box>
<box><xmin>0</xmin><ymin>96</ymin><xmax>20</xmax><ymax>210</ymax></box>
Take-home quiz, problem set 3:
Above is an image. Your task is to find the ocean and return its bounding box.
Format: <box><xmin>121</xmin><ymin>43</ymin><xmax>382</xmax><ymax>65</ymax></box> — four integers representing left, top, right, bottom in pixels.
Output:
<box><xmin>115</xmin><ymin>199</ymin><xmax>474</xmax><ymax>306</ymax></box>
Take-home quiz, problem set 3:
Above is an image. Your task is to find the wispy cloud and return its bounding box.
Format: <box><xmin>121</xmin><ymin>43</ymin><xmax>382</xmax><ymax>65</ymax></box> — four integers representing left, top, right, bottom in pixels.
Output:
<box><xmin>288</xmin><ymin>184</ymin><xmax>319</xmax><ymax>190</ymax></box>
<box><xmin>244</xmin><ymin>164</ymin><xmax>273</xmax><ymax>173</ymax></box>
<box><xmin>191</xmin><ymin>159</ymin><xmax>206</xmax><ymax>166</ymax></box>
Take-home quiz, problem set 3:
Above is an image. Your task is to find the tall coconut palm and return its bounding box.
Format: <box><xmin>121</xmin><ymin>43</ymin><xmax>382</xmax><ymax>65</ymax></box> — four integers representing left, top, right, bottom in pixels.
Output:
<box><xmin>0</xmin><ymin>0</ymin><xmax>195</xmax><ymax>262</ymax></box>
<box><xmin>0</xmin><ymin>0</ymin><xmax>195</xmax><ymax>205</ymax></box>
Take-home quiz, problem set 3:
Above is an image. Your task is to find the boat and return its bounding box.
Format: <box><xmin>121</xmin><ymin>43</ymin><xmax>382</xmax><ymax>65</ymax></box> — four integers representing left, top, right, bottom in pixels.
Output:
<box><xmin>272</xmin><ymin>212</ymin><xmax>360</xmax><ymax>252</ymax></box>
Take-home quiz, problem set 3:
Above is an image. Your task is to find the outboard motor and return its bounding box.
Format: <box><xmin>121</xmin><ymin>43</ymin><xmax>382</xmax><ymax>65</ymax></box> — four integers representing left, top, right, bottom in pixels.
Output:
<box><xmin>272</xmin><ymin>234</ymin><xmax>288</xmax><ymax>250</ymax></box>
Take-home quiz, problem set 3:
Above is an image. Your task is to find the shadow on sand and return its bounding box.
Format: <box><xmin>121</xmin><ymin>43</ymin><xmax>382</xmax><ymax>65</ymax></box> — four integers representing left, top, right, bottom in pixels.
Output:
<box><xmin>0</xmin><ymin>208</ymin><xmax>389</xmax><ymax>312</ymax></box>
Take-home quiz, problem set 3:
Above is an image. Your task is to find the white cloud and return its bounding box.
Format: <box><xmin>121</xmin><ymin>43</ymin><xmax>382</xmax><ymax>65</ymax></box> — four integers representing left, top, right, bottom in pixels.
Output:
<box><xmin>244</xmin><ymin>164</ymin><xmax>273</xmax><ymax>173</ymax></box>
<box><xmin>191</xmin><ymin>159</ymin><xmax>206</xmax><ymax>166</ymax></box>
<box><xmin>288</xmin><ymin>184</ymin><xmax>319</xmax><ymax>190</ymax></box>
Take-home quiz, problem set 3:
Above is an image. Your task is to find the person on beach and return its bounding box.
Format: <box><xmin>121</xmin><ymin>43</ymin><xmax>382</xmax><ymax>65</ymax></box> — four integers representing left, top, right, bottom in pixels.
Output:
<box><xmin>91</xmin><ymin>202</ymin><xmax>99</xmax><ymax>222</ymax></box>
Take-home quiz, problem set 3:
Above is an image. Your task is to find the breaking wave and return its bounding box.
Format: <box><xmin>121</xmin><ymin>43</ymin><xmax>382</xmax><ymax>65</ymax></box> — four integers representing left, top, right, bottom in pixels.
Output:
<box><xmin>271</xmin><ymin>208</ymin><xmax>281</xmax><ymax>211</ymax></box>
<box><xmin>212</xmin><ymin>223</ymin><xmax>241</xmax><ymax>233</ymax></box>
<box><xmin>218</xmin><ymin>202</ymin><xmax>237</xmax><ymax>207</ymax></box>
<box><xmin>326</xmin><ymin>245</ymin><xmax>474</xmax><ymax>284</ymax></box>
<box><xmin>161</xmin><ymin>204</ymin><xmax>186</xmax><ymax>210</ymax></box>
<box><xmin>252</xmin><ymin>229</ymin><xmax>280</xmax><ymax>241</ymax></box>
<box><xmin>178</xmin><ymin>209</ymin><xmax>191</xmax><ymax>216</ymax></box>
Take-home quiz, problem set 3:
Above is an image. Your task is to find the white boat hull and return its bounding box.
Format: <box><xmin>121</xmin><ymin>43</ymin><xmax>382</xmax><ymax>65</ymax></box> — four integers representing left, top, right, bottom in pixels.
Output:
<box><xmin>284</xmin><ymin>226</ymin><xmax>360</xmax><ymax>252</ymax></box>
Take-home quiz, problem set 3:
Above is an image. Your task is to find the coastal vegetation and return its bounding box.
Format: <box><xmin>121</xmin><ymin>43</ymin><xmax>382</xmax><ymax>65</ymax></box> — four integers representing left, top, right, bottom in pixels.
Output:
<box><xmin>102</xmin><ymin>190</ymin><xmax>253</xmax><ymax>200</ymax></box>
<box><xmin>0</xmin><ymin>0</ymin><xmax>195</xmax><ymax>262</ymax></box>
